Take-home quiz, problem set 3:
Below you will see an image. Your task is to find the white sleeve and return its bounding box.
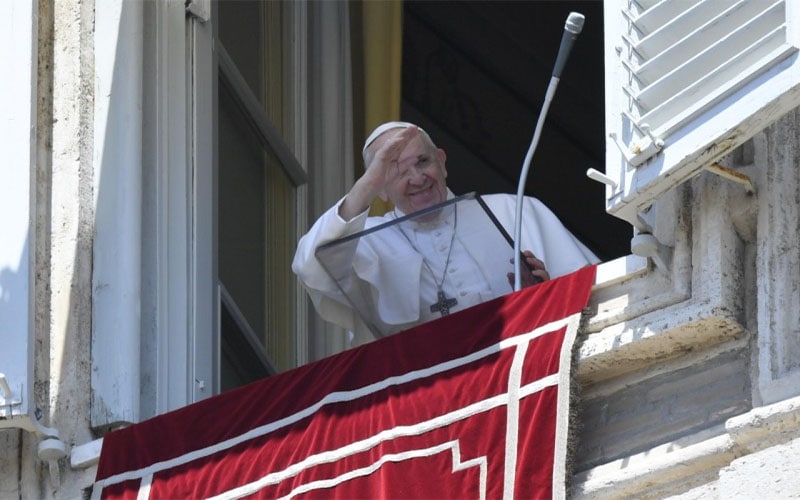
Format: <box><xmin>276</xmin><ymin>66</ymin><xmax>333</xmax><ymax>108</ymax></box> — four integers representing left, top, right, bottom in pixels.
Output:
<box><xmin>292</xmin><ymin>197</ymin><xmax>373</xmax><ymax>337</ymax></box>
<box><xmin>292</xmin><ymin>197</ymin><xmax>369</xmax><ymax>291</ymax></box>
<box><xmin>292</xmin><ymin>197</ymin><xmax>426</xmax><ymax>339</ymax></box>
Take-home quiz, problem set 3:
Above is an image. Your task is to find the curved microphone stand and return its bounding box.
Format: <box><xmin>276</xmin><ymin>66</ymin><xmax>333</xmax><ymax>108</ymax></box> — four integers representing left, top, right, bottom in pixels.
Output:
<box><xmin>513</xmin><ymin>12</ymin><xmax>585</xmax><ymax>291</ymax></box>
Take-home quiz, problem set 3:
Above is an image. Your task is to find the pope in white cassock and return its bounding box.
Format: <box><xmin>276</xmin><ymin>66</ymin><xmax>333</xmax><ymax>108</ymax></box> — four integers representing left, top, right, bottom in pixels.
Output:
<box><xmin>292</xmin><ymin>122</ymin><xmax>599</xmax><ymax>344</ymax></box>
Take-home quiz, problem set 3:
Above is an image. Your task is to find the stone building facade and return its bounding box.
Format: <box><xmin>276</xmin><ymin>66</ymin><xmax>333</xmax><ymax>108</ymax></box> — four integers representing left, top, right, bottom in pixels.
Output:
<box><xmin>2</xmin><ymin>1</ymin><xmax>799</xmax><ymax>498</ymax></box>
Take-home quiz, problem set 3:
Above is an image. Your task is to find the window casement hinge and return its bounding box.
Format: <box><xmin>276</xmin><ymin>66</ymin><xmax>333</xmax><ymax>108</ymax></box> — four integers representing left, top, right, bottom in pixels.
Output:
<box><xmin>0</xmin><ymin>373</ymin><xmax>67</xmax><ymax>487</ymax></box>
<box><xmin>186</xmin><ymin>0</ymin><xmax>210</xmax><ymax>22</ymax></box>
<box><xmin>0</xmin><ymin>372</ymin><xmax>22</xmax><ymax>416</ymax></box>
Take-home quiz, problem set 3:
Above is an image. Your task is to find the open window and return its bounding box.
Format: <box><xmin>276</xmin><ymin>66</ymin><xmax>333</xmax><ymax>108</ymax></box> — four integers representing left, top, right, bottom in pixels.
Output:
<box><xmin>215</xmin><ymin>1</ymin><xmax>306</xmax><ymax>389</ymax></box>
<box><xmin>400</xmin><ymin>1</ymin><xmax>630</xmax><ymax>263</ymax></box>
<box><xmin>187</xmin><ymin>0</ymin><xmax>308</xmax><ymax>395</ymax></box>
<box><xmin>125</xmin><ymin>0</ymin><xmax>310</xmax><ymax>420</ymax></box>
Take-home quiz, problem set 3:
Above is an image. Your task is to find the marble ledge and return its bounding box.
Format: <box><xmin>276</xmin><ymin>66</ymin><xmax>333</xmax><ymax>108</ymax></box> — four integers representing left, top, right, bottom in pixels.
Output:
<box><xmin>571</xmin><ymin>394</ymin><xmax>800</xmax><ymax>498</ymax></box>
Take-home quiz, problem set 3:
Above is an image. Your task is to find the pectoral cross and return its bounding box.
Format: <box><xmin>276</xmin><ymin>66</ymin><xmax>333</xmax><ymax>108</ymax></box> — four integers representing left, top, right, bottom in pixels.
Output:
<box><xmin>430</xmin><ymin>290</ymin><xmax>458</xmax><ymax>316</ymax></box>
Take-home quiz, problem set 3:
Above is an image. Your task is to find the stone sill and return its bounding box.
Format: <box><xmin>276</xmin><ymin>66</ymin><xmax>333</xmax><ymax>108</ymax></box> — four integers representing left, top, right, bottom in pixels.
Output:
<box><xmin>577</xmin><ymin>304</ymin><xmax>744</xmax><ymax>385</ymax></box>
<box><xmin>571</xmin><ymin>394</ymin><xmax>800</xmax><ymax>498</ymax></box>
<box><xmin>582</xmin><ymin>254</ymin><xmax>743</xmax><ymax>384</ymax></box>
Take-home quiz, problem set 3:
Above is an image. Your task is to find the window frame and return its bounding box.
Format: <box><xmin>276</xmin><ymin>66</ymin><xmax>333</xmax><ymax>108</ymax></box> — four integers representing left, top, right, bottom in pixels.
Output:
<box><xmin>187</xmin><ymin>0</ymin><xmax>309</xmax><ymax>399</ymax></box>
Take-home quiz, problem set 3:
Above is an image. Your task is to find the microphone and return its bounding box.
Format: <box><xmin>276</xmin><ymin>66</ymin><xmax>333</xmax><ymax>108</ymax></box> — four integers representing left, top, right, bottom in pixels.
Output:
<box><xmin>552</xmin><ymin>12</ymin><xmax>585</xmax><ymax>79</ymax></box>
<box><xmin>513</xmin><ymin>12</ymin><xmax>585</xmax><ymax>291</ymax></box>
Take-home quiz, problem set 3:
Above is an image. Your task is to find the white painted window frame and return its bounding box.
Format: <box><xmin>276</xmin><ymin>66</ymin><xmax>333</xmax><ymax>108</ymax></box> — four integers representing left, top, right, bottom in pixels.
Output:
<box><xmin>74</xmin><ymin>0</ymin><xmax>338</xmax><ymax>468</ymax></box>
<box><xmin>91</xmin><ymin>0</ymin><xmax>145</xmax><ymax>428</ymax></box>
<box><xmin>144</xmin><ymin>0</ymin><xmax>203</xmax><ymax>413</ymax></box>
<box><xmin>0</xmin><ymin>1</ymin><xmax>63</xmax><ymax>459</ymax></box>
<box><xmin>139</xmin><ymin>0</ymin><xmax>315</xmax><ymax>418</ymax></box>
<box><xmin>187</xmin><ymin>0</ymin><xmax>219</xmax><ymax>404</ymax></box>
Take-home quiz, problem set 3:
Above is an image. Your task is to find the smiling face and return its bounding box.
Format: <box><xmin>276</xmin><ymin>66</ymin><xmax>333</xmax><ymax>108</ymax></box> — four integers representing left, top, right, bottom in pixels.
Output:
<box><xmin>369</xmin><ymin>130</ymin><xmax>449</xmax><ymax>214</ymax></box>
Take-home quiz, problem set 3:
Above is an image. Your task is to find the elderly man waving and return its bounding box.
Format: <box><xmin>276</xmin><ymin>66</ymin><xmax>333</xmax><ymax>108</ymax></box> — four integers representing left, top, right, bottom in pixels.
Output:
<box><xmin>293</xmin><ymin>122</ymin><xmax>598</xmax><ymax>344</ymax></box>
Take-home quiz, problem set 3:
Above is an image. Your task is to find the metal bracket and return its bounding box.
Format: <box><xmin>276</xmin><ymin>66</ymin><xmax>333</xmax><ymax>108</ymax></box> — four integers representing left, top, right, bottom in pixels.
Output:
<box><xmin>586</xmin><ymin>168</ymin><xmax>618</xmax><ymax>191</ymax></box>
<box><xmin>0</xmin><ymin>372</ymin><xmax>22</xmax><ymax>417</ymax></box>
<box><xmin>609</xmin><ymin>130</ymin><xmax>664</xmax><ymax>168</ymax></box>
<box><xmin>705</xmin><ymin>162</ymin><xmax>755</xmax><ymax>194</ymax></box>
<box><xmin>0</xmin><ymin>373</ymin><xmax>67</xmax><ymax>487</ymax></box>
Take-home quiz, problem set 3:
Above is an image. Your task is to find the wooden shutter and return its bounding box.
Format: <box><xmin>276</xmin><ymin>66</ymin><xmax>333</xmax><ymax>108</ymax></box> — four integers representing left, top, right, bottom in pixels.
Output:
<box><xmin>0</xmin><ymin>0</ymin><xmax>36</xmax><ymax>423</ymax></box>
<box><xmin>603</xmin><ymin>0</ymin><xmax>800</xmax><ymax>228</ymax></box>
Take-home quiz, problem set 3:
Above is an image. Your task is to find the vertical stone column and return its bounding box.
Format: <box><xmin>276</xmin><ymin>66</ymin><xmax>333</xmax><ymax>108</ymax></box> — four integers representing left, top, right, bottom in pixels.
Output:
<box><xmin>754</xmin><ymin>107</ymin><xmax>800</xmax><ymax>405</ymax></box>
<box><xmin>690</xmin><ymin>169</ymin><xmax>748</xmax><ymax>320</ymax></box>
<box><xmin>36</xmin><ymin>0</ymin><xmax>96</xmax><ymax>495</ymax></box>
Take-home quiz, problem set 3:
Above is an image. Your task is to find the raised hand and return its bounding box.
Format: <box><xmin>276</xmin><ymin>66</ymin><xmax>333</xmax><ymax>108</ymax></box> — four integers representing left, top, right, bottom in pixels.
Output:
<box><xmin>339</xmin><ymin>126</ymin><xmax>420</xmax><ymax>220</ymax></box>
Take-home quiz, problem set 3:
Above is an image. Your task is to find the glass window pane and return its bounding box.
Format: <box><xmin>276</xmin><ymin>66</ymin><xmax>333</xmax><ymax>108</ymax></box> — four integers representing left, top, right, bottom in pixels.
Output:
<box><xmin>219</xmin><ymin>83</ymin><xmax>266</xmax><ymax>342</ymax></box>
<box><xmin>216</xmin><ymin>0</ymin><xmax>298</xmax><ymax>386</ymax></box>
<box><xmin>218</xmin><ymin>81</ymin><xmax>297</xmax><ymax>376</ymax></box>
<box><xmin>218</xmin><ymin>0</ymin><xmax>264</xmax><ymax>106</ymax></box>
<box><xmin>217</xmin><ymin>0</ymin><xmax>287</xmax><ymax>139</ymax></box>
<box><xmin>220</xmin><ymin>300</ymin><xmax>272</xmax><ymax>391</ymax></box>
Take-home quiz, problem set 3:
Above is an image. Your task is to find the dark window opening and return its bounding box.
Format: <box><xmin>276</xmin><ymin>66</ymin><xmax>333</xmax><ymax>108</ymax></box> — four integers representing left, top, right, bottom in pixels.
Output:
<box><xmin>402</xmin><ymin>0</ymin><xmax>629</xmax><ymax>261</ymax></box>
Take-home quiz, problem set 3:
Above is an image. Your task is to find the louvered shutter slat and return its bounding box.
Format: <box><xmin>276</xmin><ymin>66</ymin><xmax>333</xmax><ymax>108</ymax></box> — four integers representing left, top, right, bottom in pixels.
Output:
<box><xmin>636</xmin><ymin>6</ymin><xmax>786</xmax><ymax>119</ymax></box>
<box><xmin>643</xmin><ymin>28</ymin><xmax>792</xmax><ymax>135</ymax></box>
<box><xmin>634</xmin><ymin>1</ymin><xmax>778</xmax><ymax>86</ymax></box>
<box><xmin>634</xmin><ymin>0</ymin><xmax>662</xmax><ymax>11</ymax></box>
<box><xmin>625</xmin><ymin>0</ymin><xmax>704</xmax><ymax>37</ymax></box>
<box><xmin>633</xmin><ymin>0</ymin><xmax>737</xmax><ymax>59</ymax></box>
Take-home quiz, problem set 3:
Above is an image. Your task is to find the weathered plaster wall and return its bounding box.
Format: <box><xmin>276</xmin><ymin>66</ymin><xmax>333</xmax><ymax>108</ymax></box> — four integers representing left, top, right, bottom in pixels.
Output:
<box><xmin>47</xmin><ymin>0</ymin><xmax>97</xmax><ymax>488</ymax></box>
<box><xmin>0</xmin><ymin>431</ymin><xmax>22</xmax><ymax>498</ymax></box>
<box><xmin>754</xmin><ymin>108</ymin><xmax>800</xmax><ymax>406</ymax></box>
<box><xmin>717</xmin><ymin>435</ymin><xmax>800</xmax><ymax>497</ymax></box>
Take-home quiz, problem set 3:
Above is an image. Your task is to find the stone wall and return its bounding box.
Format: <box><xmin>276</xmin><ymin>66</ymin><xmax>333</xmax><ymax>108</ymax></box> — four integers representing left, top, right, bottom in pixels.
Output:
<box><xmin>572</xmin><ymin>108</ymin><xmax>800</xmax><ymax>498</ymax></box>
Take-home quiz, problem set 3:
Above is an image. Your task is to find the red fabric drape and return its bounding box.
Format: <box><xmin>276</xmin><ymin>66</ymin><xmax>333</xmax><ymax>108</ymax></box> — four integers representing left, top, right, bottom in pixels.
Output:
<box><xmin>96</xmin><ymin>265</ymin><xmax>596</xmax><ymax>499</ymax></box>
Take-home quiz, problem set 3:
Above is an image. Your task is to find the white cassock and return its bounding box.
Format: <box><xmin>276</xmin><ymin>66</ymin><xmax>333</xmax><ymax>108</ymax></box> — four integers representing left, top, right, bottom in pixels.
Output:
<box><xmin>292</xmin><ymin>190</ymin><xmax>598</xmax><ymax>345</ymax></box>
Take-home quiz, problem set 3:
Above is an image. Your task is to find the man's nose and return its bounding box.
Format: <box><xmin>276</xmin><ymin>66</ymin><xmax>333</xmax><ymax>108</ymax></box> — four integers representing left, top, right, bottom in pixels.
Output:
<box><xmin>407</xmin><ymin>167</ymin><xmax>425</xmax><ymax>184</ymax></box>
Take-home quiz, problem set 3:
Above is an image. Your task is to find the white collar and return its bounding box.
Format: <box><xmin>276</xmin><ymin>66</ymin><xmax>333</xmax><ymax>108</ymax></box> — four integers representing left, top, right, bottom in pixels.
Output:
<box><xmin>393</xmin><ymin>190</ymin><xmax>456</xmax><ymax>230</ymax></box>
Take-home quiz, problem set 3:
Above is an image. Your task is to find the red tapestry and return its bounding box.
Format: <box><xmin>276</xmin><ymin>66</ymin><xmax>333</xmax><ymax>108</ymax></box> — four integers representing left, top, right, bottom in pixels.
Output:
<box><xmin>94</xmin><ymin>265</ymin><xmax>596</xmax><ymax>499</ymax></box>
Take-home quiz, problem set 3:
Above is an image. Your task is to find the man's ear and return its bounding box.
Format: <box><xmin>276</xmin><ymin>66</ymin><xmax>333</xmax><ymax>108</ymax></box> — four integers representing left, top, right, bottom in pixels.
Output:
<box><xmin>438</xmin><ymin>148</ymin><xmax>448</xmax><ymax>178</ymax></box>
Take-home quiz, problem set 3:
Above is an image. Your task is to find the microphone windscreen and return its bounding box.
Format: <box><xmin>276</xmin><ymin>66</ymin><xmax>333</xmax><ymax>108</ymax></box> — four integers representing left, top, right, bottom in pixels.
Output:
<box><xmin>565</xmin><ymin>12</ymin><xmax>585</xmax><ymax>35</ymax></box>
